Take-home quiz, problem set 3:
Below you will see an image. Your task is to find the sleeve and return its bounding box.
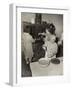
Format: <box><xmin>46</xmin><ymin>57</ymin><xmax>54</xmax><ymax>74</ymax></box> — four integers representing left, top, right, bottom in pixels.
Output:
<box><xmin>53</xmin><ymin>43</ymin><xmax>58</xmax><ymax>55</ymax></box>
<box><xmin>43</xmin><ymin>41</ymin><xmax>47</xmax><ymax>47</ymax></box>
<box><xmin>42</xmin><ymin>41</ymin><xmax>48</xmax><ymax>51</ymax></box>
<box><xmin>29</xmin><ymin>35</ymin><xmax>35</xmax><ymax>43</ymax></box>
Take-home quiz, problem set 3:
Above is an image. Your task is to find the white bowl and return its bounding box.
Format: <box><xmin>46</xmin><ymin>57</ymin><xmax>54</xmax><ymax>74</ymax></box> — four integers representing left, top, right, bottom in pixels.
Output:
<box><xmin>38</xmin><ymin>58</ymin><xmax>51</xmax><ymax>67</ymax></box>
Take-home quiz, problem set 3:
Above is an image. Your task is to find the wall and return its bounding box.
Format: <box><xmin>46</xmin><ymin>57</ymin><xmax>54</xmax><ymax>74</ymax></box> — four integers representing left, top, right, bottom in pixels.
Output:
<box><xmin>21</xmin><ymin>13</ymin><xmax>63</xmax><ymax>38</ymax></box>
<box><xmin>21</xmin><ymin>13</ymin><xmax>35</xmax><ymax>23</ymax></box>
<box><xmin>42</xmin><ymin>14</ymin><xmax>63</xmax><ymax>38</ymax></box>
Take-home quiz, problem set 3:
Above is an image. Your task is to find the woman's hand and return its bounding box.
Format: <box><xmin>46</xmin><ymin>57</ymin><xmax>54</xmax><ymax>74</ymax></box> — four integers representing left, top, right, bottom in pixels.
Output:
<box><xmin>42</xmin><ymin>46</ymin><xmax>47</xmax><ymax>51</ymax></box>
<box><xmin>38</xmin><ymin>32</ymin><xmax>46</xmax><ymax>36</ymax></box>
<box><xmin>58</xmin><ymin>40</ymin><xmax>62</xmax><ymax>45</ymax></box>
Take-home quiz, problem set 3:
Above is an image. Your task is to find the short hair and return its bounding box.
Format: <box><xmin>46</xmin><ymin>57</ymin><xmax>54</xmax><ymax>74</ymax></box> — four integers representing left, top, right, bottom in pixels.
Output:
<box><xmin>46</xmin><ymin>23</ymin><xmax>56</xmax><ymax>35</ymax></box>
<box><xmin>23</xmin><ymin>25</ymin><xmax>30</xmax><ymax>32</ymax></box>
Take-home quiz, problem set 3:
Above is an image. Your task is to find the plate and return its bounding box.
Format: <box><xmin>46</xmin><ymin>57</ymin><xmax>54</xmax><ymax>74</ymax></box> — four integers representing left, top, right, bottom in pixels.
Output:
<box><xmin>51</xmin><ymin>58</ymin><xmax>60</xmax><ymax>64</ymax></box>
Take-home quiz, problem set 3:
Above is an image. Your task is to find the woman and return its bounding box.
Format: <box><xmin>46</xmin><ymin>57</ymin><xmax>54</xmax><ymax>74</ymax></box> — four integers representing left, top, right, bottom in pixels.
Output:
<box><xmin>22</xmin><ymin>32</ymin><xmax>34</xmax><ymax>64</ymax></box>
<box><xmin>43</xmin><ymin>34</ymin><xmax>58</xmax><ymax>58</ymax></box>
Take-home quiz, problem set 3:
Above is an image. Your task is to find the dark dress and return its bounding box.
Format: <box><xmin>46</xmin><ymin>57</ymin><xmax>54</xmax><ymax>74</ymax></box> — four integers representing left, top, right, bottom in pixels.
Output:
<box><xmin>32</xmin><ymin>39</ymin><xmax>45</xmax><ymax>62</ymax></box>
<box><xmin>21</xmin><ymin>52</ymin><xmax>32</xmax><ymax>77</ymax></box>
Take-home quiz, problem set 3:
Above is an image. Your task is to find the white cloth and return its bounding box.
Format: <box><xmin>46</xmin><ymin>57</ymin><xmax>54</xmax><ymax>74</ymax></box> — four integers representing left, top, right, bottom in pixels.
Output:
<box><xmin>43</xmin><ymin>35</ymin><xmax>58</xmax><ymax>58</ymax></box>
<box><xmin>22</xmin><ymin>32</ymin><xmax>34</xmax><ymax>61</ymax></box>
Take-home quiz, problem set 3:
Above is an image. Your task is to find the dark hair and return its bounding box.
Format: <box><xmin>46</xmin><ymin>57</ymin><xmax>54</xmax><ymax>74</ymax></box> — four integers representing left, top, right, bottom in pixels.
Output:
<box><xmin>46</xmin><ymin>23</ymin><xmax>56</xmax><ymax>35</ymax></box>
<box><xmin>23</xmin><ymin>25</ymin><xmax>30</xmax><ymax>32</ymax></box>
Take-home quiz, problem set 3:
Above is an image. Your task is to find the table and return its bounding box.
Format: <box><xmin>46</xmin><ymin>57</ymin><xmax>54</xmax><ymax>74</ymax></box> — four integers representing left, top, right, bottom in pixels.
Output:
<box><xmin>30</xmin><ymin>57</ymin><xmax>63</xmax><ymax>76</ymax></box>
